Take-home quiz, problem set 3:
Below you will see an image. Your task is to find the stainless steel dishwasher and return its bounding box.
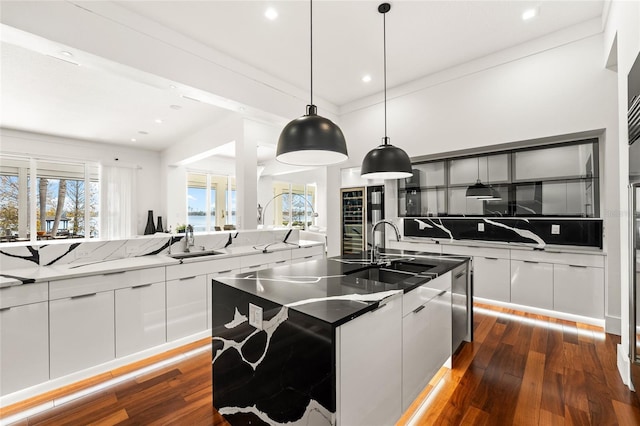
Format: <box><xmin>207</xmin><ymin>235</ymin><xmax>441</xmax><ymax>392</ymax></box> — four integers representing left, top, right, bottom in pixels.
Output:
<box><xmin>451</xmin><ymin>261</ymin><xmax>472</xmax><ymax>354</ymax></box>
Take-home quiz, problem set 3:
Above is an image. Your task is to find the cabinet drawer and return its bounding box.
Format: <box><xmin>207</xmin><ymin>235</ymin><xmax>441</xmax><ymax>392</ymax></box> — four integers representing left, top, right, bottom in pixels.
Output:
<box><xmin>0</xmin><ymin>301</ymin><xmax>49</xmax><ymax>395</ymax></box>
<box><xmin>0</xmin><ymin>282</ymin><xmax>48</xmax><ymax>309</ymax></box>
<box><xmin>510</xmin><ymin>260</ymin><xmax>553</xmax><ymax>309</ymax></box>
<box><xmin>553</xmin><ymin>264</ymin><xmax>604</xmax><ymax>318</ymax></box>
<box><xmin>50</xmin><ymin>290</ymin><xmax>115</xmax><ymax>378</ymax></box>
<box><xmin>441</xmin><ymin>244</ymin><xmax>508</xmax><ymax>260</ymax></box>
<box><xmin>115</xmin><ymin>282</ymin><xmax>166</xmax><ymax>357</ymax></box>
<box><xmin>403</xmin><ymin>271</ymin><xmax>451</xmax><ymax>316</ymax></box>
<box><xmin>166</xmin><ymin>275</ymin><xmax>207</xmax><ymax>341</ymax></box>
<box><xmin>241</xmin><ymin>250</ymin><xmax>289</xmax><ymax>270</ymax></box>
<box><xmin>291</xmin><ymin>244</ymin><xmax>325</xmax><ymax>260</ymax></box>
<box><xmin>510</xmin><ymin>250</ymin><xmax>604</xmax><ymax>268</ymax></box>
<box><xmin>50</xmin><ymin>267</ymin><xmax>164</xmax><ymax>300</ymax></box>
<box><xmin>166</xmin><ymin>256</ymin><xmax>241</xmax><ymax>281</ymax></box>
<box><xmin>473</xmin><ymin>257</ymin><xmax>511</xmax><ymax>302</ymax></box>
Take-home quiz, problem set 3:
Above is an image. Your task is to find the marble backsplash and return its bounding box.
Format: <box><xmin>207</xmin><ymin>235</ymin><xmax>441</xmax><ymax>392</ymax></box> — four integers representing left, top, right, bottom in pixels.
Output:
<box><xmin>403</xmin><ymin>217</ymin><xmax>603</xmax><ymax>249</ymax></box>
<box><xmin>0</xmin><ymin>229</ymin><xmax>300</xmax><ymax>269</ymax></box>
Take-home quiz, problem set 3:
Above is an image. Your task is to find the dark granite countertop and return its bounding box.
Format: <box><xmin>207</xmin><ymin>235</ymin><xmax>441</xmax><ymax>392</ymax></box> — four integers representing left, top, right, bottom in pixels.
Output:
<box><xmin>211</xmin><ymin>248</ymin><xmax>469</xmax><ymax>327</ymax></box>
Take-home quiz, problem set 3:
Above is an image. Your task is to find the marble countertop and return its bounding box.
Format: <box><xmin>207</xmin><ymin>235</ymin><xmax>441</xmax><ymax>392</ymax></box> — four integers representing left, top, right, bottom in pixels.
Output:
<box><xmin>0</xmin><ymin>240</ymin><xmax>323</xmax><ymax>288</ymax></box>
<box><xmin>400</xmin><ymin>237</ymin><xmax>605</xmax><ymax>255</ymax></box>
<box><xmin>212</xmin><ymin>248</ymin><xmax>469</xmax><ymax>327</ymax></box>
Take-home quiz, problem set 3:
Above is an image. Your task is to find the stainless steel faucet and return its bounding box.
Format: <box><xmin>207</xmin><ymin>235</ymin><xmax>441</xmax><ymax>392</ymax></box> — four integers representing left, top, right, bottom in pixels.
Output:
<box><xmin>370</xmin><ymin>219</ymin><xmax>401</xmax><ymax>264</ymax></box>
<box><xmin>184</xmin><ymin>224</ymin><xmax>195</xmax><ymax>252</ymax></box>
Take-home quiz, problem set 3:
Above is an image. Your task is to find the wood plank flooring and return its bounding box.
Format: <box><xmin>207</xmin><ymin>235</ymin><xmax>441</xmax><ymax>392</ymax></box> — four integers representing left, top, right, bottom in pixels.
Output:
<box><xmin>3</xmin><ymin>304</ymin><xmax>640</xmax><ymax>425</ymax></box>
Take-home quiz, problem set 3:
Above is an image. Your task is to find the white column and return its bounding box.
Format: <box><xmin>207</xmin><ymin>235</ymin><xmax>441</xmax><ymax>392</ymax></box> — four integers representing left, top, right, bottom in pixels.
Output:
<box><xmin>237</xmin><ymin>120</ymin><xmax>259</xmax><ymax>229</ymax></box>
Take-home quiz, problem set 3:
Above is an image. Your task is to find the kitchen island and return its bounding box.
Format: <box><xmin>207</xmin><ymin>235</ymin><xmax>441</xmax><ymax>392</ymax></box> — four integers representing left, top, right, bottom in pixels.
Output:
<box><xmin>211</xmin><ymin>249</ymin><xmax>470</xmax><ymax>426</ymax></box>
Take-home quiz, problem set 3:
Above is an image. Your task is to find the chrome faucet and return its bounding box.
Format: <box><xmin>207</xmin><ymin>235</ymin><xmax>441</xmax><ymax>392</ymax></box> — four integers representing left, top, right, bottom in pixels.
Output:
<box><xmin>184</xmin><ymin>224</ymin><xmax>195</xmax><ymax>252</ymax></box>
<box><xmin>370</xmin><ymin>219</ymin><xmax>401</xmax><ymax>264</ymax></box>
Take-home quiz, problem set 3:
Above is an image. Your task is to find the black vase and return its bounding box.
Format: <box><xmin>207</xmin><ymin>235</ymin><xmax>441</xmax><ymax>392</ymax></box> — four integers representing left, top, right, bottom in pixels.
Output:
<box><xmin>156</xmin><ymin>216</ymin><xmax>164</xmax><ymax>233</ymax></box>
<box><xmin>144</xmin><ymin>210</ymin><xmax>156</xmax><ymax>235</ymax></box>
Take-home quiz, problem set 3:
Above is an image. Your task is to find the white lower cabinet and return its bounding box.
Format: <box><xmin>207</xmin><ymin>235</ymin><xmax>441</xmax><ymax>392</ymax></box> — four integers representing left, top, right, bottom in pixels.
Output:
<box><xmin>337</xmin><ymin>295</ymin><xmax>402</xmax><ymax>426</ymax></box>
<box><xmin>402</xmin><ymin>279</ymin><xmax>452</xmax><ymax>410</ymax></box>
<box><xmin>510</xmin><ymin>260</ymin><xmax>554</xmax><ymax>309</ymax></box>
<box><xmin>553</xmin><ymin>264</ymin><xmax>604</xmax><ymax>318</ymax></box>
<box><xmin>50</xmin><ymin>291</ymin><xmax>115</xmax><ymax>379</ymax></box>
<box><xmin>115</xmin><ymin>282</ymin><xmax>166</xmax><ymax>357</ymax></box>
<box><xmin>473</xmin><ymin>256</ymin><xmax>511</xmax><ymax>302</ymax></box>
<box><xmin>0</xmin><ymin>301</ymin><xmax>49</xmax><ymax>395</ymax></box>
<box><xmin>166</xmin><ymin>275</ymin><xmax>207</xmax><ymax>341</ymax></box>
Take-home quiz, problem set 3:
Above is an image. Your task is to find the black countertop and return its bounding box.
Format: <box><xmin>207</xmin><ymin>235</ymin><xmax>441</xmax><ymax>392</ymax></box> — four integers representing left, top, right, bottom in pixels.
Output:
<box><xmin>211</xmin><ymin>248</ymin><xmax>469</xmax><ymax>327</ymax></box>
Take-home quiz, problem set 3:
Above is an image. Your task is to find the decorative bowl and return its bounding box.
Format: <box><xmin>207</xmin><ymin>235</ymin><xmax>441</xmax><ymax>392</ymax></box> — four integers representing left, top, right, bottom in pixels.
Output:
<box><xmin>37</xmin><ymin>231</ymin><xmax>46</xmax><ymax>236</ymax></box>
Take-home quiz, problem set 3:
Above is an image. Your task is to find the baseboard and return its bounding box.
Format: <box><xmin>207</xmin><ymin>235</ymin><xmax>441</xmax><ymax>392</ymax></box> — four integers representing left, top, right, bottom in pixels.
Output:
<box><xmin>618</xmin><ymin>343</ymin><xmax>632</xmax><ymax>389</ymax></box>
<box><xmin>473</xmin><ymin>297</ymin><xmax>606</xmax><ymax>328</ymax></box>
<box><xmin>605</xmin><ymin>315</ymin><xmax>622</xmax><ymax>336</ymax></box>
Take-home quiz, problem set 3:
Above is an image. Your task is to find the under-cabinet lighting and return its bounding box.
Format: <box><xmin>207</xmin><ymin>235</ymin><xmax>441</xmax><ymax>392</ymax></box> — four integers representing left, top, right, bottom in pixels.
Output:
<box><xmin>362</xmin><ymin>74</ymin><xmax>372</xmax><ymax>83</ymax></box>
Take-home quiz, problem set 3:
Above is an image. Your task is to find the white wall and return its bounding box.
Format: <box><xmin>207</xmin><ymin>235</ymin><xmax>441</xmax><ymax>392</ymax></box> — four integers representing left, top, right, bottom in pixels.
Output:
<box><xmin>0</xmin><ymin>128</ymin><xmax>162</xmax><ymax>235</ymax></box>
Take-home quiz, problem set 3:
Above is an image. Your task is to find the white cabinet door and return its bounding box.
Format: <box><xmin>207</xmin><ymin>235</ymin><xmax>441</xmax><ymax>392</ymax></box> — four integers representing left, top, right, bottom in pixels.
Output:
<box><xmin>473</xmin><ymin>256</ymin><xmax>511</xmax><ymax>302</ymax></box>
<box><xmin>337</xmin><ymin>296</ymin><xmax>402</xmax><ymax>426</ymax></box>
<box><xmin>0</xmin><ymin>301</ymin><xmax>49</xmax><ymax>395</ymax></box>
<box><xmin>115</xmin><ymin>282</ymin><xmax>166</xmax><ymax>357</ymax></box>
<box><xmin>553</xmin><ymin>264</ymin><xmax>604</xmax><ymax>318</ymax></box>
<box><xmin>402</xmin><ymin>287</ymin><xmax>451</xmax><ymax>410</ymax></box>
<box><xmin>207</xmin><ymin>269</ymin><xmax>240</xmax><ymax>330</ymax></box>
<box><xmin>50</xmin><ymin>291</ymin><xmax>115</xmax><ymax>379</ymax></box>
<box><xmin>511</xmin><ymin>260</ymin><xmax>553</xmax><ymax>309</ymax></box>
<box><xmin>166</xmin><ymin>275</ymin><xmax>207</xmax><ymax>341</ymax></box>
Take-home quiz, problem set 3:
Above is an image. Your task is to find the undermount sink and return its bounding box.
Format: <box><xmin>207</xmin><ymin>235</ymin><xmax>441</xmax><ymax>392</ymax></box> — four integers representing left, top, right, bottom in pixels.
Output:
<box><xmin>344</xmin><ymin>267</ymin><xmax>417</xmax><ymax>284</ymax></box>
<box><xmin>169</xmin><ymin>250</ymin><xmax>224</xmax><ymax>260</ymax></box>
<box><xmin>386</xmin><ymin>260</ymin><xmax>438</xmax><ymax>274</ymax></box>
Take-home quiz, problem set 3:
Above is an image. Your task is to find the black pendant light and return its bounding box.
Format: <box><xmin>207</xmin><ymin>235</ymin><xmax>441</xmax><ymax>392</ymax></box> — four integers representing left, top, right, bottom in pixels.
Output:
<box><xmin>361</xmin><ymin>3</ymin><xmax>412</xmax><ymax>180</ymax></box>
<box><xmin>466</xmin><ymin>156</ymin><xmax>497</xmax><ymax>199</ymax></box>
<box><xmin>276</xmin><ymin>0</ymin><xmax>348</xmax><ymax>166</ymax></box>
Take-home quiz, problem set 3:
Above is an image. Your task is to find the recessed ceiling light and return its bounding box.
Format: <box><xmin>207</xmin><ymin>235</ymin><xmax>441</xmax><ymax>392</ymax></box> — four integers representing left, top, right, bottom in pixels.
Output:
<box><xmin>362</xmin><ymin>75</ymin><xmax>372</xmax><ymax>83</ymax></box>
<box><xmin>60</xmin><ymin>51</ymin><xmax>73</xmax><ymax>57</ymax></box>
<box><xmin>265</xmin><ymin>7</ymin><xmax>278</xmax><ymax>20</ymax></box>
<box><xmin>138</xmin><ymin>131</ymin><xmax>149</xmax><ymax>135</ymax></box>
<box><xmin>522</xmin><ymin>8</ymin><xmax>537</xmax><ymax>21</ymax></box>
<box><xmin>169</xmin><ymin>104</ymin><xmax>182</xmax><ymax>110</ymax></box>
<box><xmin>169</xmin><ymin>84</ymin><xmax>177</xmax><ymax>89</ymax></box>
<box><xmin>130</xmin><ymin>138</ymin><xmax>137</xmax><ymax>142</ymax></box>
<box><xmin>154</xmin><ymin>119</ymin><xmax>163</xmax><ymax>124</ymax></box>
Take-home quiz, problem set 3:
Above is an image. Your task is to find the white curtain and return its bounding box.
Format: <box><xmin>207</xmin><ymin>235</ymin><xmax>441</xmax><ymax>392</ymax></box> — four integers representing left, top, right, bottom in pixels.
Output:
<box><xmin>100</xmin><ymin>165</ymin><xmax>137</xmax><ymax>239</ymax></box>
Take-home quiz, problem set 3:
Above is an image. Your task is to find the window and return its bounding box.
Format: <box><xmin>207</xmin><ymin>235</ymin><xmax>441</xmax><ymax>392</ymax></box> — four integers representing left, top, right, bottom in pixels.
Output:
<box><xmin>397</xmin><ymin>139</ymin><xmax>599</xmax><ymax>218</ymax></box>
<box><xmin>264</xmin><ymin>182</ymin><xmax>316</xmax><ymax>229</ymax></box>
<box><xmin>0</xmin><ymin>155</ymin><xmax>99</xmax><ymax>242</ymax></box>
<box><xmin>187</xmin><ymin>172</ymin><xmax>235</xmax><ymax>231</ymax></box>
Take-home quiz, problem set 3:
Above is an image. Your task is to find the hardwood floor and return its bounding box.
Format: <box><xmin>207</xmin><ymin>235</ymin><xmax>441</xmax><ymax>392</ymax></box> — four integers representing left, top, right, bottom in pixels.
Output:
<box><xmin>3</xmin><ymin>304</ymin><xmax>640</xmax><ymax>425</ymax></box>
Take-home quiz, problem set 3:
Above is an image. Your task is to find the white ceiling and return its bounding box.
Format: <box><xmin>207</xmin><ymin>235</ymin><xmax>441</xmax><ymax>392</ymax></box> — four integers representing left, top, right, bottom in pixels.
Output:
<box><xmin>0</xmin><ymin>0</ymin><xmax>605</xmax><ymax>154</ymax></box>
<box><xmin>115</xmin><ymin>0</ymin><xmax>605</xmax><ymax>106</ymax></box>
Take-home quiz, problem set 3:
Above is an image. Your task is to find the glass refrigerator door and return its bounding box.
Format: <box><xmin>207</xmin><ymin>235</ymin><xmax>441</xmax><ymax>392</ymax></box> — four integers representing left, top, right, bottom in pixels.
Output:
<box><xmin>633</xmin><ymin>185</ymin><xmax>640</xmax><ymax>365</ymax></box>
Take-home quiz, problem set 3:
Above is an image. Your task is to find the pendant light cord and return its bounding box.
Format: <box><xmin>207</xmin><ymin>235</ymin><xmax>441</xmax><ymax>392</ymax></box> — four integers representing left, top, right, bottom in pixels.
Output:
<box><xmin>310</xmin><ymin>0</ymin><xmax>313</xmax><ymax>106</ymax></box>
<box><xmin>383</xmin><ymin>8</ymin><xmax>388</xmax><ymax>143</ymax></box>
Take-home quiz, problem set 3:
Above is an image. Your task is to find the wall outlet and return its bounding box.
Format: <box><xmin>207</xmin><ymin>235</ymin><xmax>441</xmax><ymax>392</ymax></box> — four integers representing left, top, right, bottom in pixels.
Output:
<box><xmin>248</xmin><ymin>303</ymin><xmax>263</xmax><ymax>330</ymax></box>
<box><xmin>477</xmin><ymin>223</ymin><xmax>485</xmax><ymax>232</ymax></box>
<box><xmin>551</xmin><ymin>224</ymin><xmax>560</xmax><ymax>235</ymax></box>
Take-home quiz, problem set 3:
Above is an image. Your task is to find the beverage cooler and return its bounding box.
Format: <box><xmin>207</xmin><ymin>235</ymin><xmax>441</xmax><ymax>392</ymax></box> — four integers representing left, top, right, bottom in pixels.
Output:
<box><xmin>340</xmin><ymin>186</ymin><xmax>384</xmax><ymax>256</ymax></box>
